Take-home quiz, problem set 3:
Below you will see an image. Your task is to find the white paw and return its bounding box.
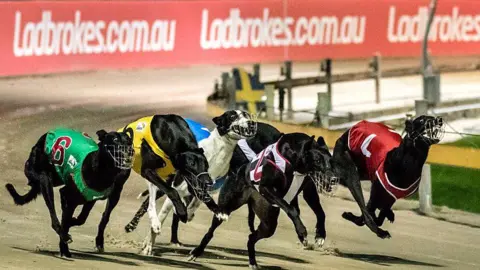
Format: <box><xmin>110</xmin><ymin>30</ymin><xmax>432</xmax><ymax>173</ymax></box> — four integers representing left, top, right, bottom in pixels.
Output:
<box><xmin>215</xmin><ymin>213</ymin><xmax>229</xmax><ymax>221</ymax></box>
<box><xmin>151</xmin><ymin>219</ymin><xmax>161</xmax><ymax>234</ymax></box>
<box><xmin>141</xmin><ymin>243</ymin><xmax>154</xmax><ymax>256</ymax></box>
<box><xmin>315</xmin><ymin>238</ymin><xmax>325</xmax><ymax>248</ymax></box>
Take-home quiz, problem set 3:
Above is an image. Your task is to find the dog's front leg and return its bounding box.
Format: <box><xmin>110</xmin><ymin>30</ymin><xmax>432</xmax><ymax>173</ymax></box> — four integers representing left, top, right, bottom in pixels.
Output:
<box><xmin>59</xmin><ymin>188</ymin><xmax>77</xmax><ymax>258</ymax></box>
<box><xmin>95</xmin><ymin>181</ymin><xmax>125</xmax><ymax>253</ymax></box>
<box><xmin>146</xmin><ymin>182</ymin><xmax>162</xmax><ymax>234</ymax></box>
<box><xmin>302</xmin><ymin>179</ymin><xmax>327</xmax><ymax>247</ymax></box>
<box><xmin>142</xmin><ymin>169</ymin><xmax>187</xmax><ymax>223</ymax></box>
<box><xmin>39</xmin><ymin>173</ymin><xmax>71</xmax><ymax>243</ymax></box>
<box><xmin>258</xmin><ymin>185</ymin><xmax>308</xmax><ymax>246</ymax></box>
<box><xmin>333</xmin><ymin>150</ymin><xmax>390</xmax><ymax>239</ymax></box>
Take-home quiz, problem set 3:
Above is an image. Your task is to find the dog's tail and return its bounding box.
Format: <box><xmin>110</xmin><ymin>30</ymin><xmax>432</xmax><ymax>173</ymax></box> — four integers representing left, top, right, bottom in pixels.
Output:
<box><xmin>136</xmin><ymin>189</ymin><xmax>149</xmax><ymax>199</ymax></box>
<box><xmin>5</xmin><ymin>182</ymin><xmax>40</xmax><ymax>205</ymax></box>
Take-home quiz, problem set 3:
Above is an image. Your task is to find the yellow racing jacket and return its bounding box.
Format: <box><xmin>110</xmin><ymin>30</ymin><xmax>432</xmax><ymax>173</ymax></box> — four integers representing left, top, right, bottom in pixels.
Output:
<box><xmin>119</xmin><ymin>116</ymin><xmax>175</xmax><ymax>181</ymax></box>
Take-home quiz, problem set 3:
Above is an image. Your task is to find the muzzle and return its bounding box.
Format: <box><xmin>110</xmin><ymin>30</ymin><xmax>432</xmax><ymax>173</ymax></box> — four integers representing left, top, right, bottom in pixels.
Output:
<box><xmin>180</xmin><ymin>171</ymin><xmax>213</xmax><ymax>202</ymax></box>
<box><xmin>308</xmin><ymin>171</ymin><xmax>339</xmax><ymax>196</ymax></box>
<box><xmin>424</xmin><ymin>117</ymin><xmax>444</xmax><ymax>143</ymax></box>
<box><xmin>229</xmin><ymin>114</ymin><xmax>258</xmax><ymax>139</ymax></box>
<box><xmin>105</xmin><ymin>145</ymin><xmax>135</xmax><ymax>169</ymax></box>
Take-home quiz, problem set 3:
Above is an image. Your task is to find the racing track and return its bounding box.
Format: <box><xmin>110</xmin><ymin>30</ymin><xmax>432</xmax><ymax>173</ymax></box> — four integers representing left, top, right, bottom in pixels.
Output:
<box><xmin>1</xmin><ymin>58</ymin><xmax>480</xmax><ymax>270</ymax></box>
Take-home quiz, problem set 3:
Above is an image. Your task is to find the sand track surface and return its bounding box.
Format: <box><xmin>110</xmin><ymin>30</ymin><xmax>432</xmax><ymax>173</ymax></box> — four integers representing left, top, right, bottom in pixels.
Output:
<box><xmin>1</xmin><ymin>59</ymin><xmax>480</xmax><ymax>269</ymax></box>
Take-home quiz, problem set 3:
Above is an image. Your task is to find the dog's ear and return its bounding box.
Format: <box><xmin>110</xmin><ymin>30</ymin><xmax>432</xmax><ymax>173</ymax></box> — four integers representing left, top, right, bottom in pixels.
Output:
<box><xmin>212</xmin><ymin>116</ymin><xmax>223</xmax><ymax>126</ymax></box>
<box><xmin>196</xmin><ymin>147</ymin><xmax>205</xmax><ymax>155</ymax></box>
<box><xmin>405</xmin><ymin>119</ymin><xmax>414</xmax><ymax>134</ymax></box>
<box><xmin>316</xmin><ymin>136</ymin><xmax>328</xmax><ymax>150</ymax></box>
<box><xmin>96</xmin><ymin>129</ymin><xmax>107</xmax><ymax>141</ymax></box>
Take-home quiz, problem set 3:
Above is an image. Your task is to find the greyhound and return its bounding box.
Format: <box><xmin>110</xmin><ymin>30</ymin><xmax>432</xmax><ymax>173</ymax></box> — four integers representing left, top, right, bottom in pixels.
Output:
<box><xmin>188</xmin><ymin>133</ymin><xmax>337</xmax><ymax>269</ymax></box>
<box><xmin>331</xmin><ymin>115</ymin><xmax>444</xmax><ymax>239</ymax></box>
<box><xmin>5</xmin><ymin>128</ymin><xmax>134</xmax><ymax>258</ymax></box>
<box><xmin>124</xmin><ymin>110</ymin><xmax>257</xmax><ymax>255</ymax></box>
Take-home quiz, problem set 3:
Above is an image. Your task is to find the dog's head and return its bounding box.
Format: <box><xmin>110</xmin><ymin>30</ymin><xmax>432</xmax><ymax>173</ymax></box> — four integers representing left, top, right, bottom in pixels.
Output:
<box><xmin>96</xmin><ymin>129</ymin><xmax>134</xmax><ymax>170</ymax></box>
<box><xmin>212</xmin><ymin>110</ymin><xmax>257</xmax><ymax>140</ymax></box>
<box><xmin>301</xmin><ymin>136</ymin><xmax>338</xmax><ymax>195</ymax></box>
<box><xmin>405</xmin><ymin>115</ymin><xmax>444</xmax><ymax>145</ymax></box>
<box><xmin>174</xmin><ymin>148</ymin><xmax>213</xmax><ymax>201</ymax></box>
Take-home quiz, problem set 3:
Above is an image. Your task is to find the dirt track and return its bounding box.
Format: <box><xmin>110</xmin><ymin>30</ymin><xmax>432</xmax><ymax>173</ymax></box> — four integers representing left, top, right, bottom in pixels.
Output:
<box><xmin>1</xmin><ymin>59</ymin><xmax>480</xmax><ymax>270</ymax></box>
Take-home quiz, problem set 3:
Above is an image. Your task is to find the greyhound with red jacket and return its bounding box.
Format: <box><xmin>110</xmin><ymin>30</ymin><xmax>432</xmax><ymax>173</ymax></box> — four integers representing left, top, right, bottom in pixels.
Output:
<box><xmin>331</xmin><ymin>115</ymin><xmax>444</xmax><ymax>238</ymax></box>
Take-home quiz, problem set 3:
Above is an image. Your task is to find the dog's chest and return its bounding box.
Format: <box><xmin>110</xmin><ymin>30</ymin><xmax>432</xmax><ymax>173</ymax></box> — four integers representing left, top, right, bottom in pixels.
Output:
<box><xmin>200</xmin><ymin>137</ymin><xmax>235</xmax><ymax>180</ymax></box>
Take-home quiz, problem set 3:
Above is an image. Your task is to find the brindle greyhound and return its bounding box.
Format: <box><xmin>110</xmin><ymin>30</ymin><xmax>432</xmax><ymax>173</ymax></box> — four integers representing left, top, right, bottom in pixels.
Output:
<box><xmin>5</xmin><ymin>128</ymin><xmax>134</xmax><ymax>257</ymax></box>
<box><xmin>331</xmin><ymin>115</ymin><xmax>444</xmax><ymax>239</ymax></box>
<box><xmin>188</xmin><ymin>133</ymin><xmax>337</xmax><ymax>269</ymax></box>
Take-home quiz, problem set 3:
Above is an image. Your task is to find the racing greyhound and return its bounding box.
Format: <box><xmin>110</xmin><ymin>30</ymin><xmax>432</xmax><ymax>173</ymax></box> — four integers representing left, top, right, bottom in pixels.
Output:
<box><xmin>124</xmin><ymin>110</ymin><xmax>257</xmax><ymax>255</ymax></box>
<box><xmin>332</xmin><ymin>115</ymin><xmax>444</xmax><ymax>239</ymax></box>
<box><xmin>5</xmin><ymin>128</ymin><xmax>134</xmax><ymax>258</ymax></box>
<box><xmin>188</xmin><ymin>133</ymin><xmax>337</xmax><ymax>269</ymax></box>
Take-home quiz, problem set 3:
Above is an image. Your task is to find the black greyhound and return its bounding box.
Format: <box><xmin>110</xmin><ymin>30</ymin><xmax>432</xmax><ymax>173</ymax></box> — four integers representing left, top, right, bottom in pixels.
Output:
<box><xmin>188</xmin><ymin>133</ymin><xmax>336</xmax><ymax>269</ymax></box>
<box><xmin>107</xmin><ymin>115</ymin><xmax>227</xmax><ymax>247</ymax></box>
<box><xmin>5</xmin><ymin>128</ymin><xmax>134</xmax><ymax>257</ymax></box>
<box><xmin>125</xmin><ymin>122</ymin><xmax>331</xmax><ymax>247</ymax></box>
<box><xmin>331</xmin><ymin>115</ymin><xmax>444</xmax><ymax>238</ymax></box>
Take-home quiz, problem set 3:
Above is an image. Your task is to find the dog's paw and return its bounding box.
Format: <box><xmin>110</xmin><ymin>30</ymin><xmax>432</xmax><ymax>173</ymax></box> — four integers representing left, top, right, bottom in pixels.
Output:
<box><xmin>386</xmin><ymin>211</ymin><xmax>395</xmax><ymax>223</ymax></box>
<box><xmin>377</xmin><ymin>229</ymin><xmax>391</xmax><ymax>239</ymax></box>
<box><xmin>150</xmin><ymin>219</ymin><xmax>162</xmax><ymax>235</ymax></box>
<box><xmin>125</xmin><ymin>223</ymin><xmax>137</xmax><ymax>233</ymax></box>
<box><xmin>141</xmin><ymin>243</ymin><xmax>154</xmax><ymax>256</ymax></box>
<box><xmin>215</xmin><ymin>212</ymin><xmax>229</xmax><ymax>221</ymax></box>
<box><xmin>315</xmin><ymin>237</ymin><xmax>325</xmax><ymax>248</ymax></box>
<box><xmin>170</xmin><ymin>241</ymin><xmax>184</xmax><ymax>247</ymax></box>
<box><xmin>187</xmin><ymin>212</ymin><xmax>195</xmax><ymax>222</ymax></box>
<box><xmin>249</xmin><ymin>264</ymin><xmax>261</xmax><ymax>270</ymax></box>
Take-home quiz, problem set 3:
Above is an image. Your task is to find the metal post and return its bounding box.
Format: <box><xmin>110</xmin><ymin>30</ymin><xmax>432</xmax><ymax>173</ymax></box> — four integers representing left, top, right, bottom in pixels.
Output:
<box><xmin>422</xmin><ymin>0</ymin><xmax>441</xmax><ymax>106</ymax></box>
<box><xmin>281</xmin><ymin>61</ymin><xmax>293</xmax><ymax>119</ymax></box>
<box><xmin>370</xmin><ymin>54</ymin><xmax>381</xmax><ymax>104</ymax></box>
<box><xmin>253</xmin><ymin>63</ymin><xmax>260</xmax><ymax>81</ymax></box>
<box><xmin>265</xmin><ymin>84</ymin><xmax>275</xmax><ymax>121</ymax></box>
<box><xmin>226</xmin><ymin>75</ymin><xmax>237</xmax><ymax>110</ymax></box>
<box><xmin>321</xmin><ymin>59</ymin><xmax>332</xmax><ymax>111</ymax></box>
<box><xmin>415</xmin><ymin>99</ymin><xmax>429</xmax><ymax>117</ymax></box>
<box><xmin>415</xmin><ymin>99</ymin><xmax>432</xmax><ymax>214</ymax></box>
<box><xmin>278</xmin><ymin>88</ymin><xmax>285</xmax><ymax>122</ymax></box>
<box><xmin>419</xmin><ymin>164</ymin><xmax>433</xmax><ymax>214</ymax></box>
<box><xmin>221</xmin><ymin>72</ymin><xmax>230</xmax><ymax>96</ymax></box>
<box><xmin>316</xmin><ymin>92</ymin><xmax>330</xmax><ymax>128</ymax></box>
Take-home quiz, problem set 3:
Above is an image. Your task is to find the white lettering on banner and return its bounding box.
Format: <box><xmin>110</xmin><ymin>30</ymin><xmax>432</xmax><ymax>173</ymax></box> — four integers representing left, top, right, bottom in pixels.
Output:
<box><xmin>200</xmin><ymin>8</ymin><xmax>366</xmax><ymax>50</ymax></box>
<box><xmin>387</xmin><ymin>6</ymin><xmax>480</xmax><ymax>43</ymax></box>
<box><xmin>13</xmin><ymin>10</ymin><xmax>176</xmax><ymax>57</ymax></box>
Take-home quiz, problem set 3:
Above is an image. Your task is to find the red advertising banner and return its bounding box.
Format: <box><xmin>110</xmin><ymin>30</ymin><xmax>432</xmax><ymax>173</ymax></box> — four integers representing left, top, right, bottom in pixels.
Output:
<box><xmin>0</xmin><ymin>0</ymin><xmax>479</xmax><ymax>76</ymax></box>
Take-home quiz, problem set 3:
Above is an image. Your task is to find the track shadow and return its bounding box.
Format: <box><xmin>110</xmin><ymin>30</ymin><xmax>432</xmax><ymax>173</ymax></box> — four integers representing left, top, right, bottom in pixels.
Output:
<box><xmin>152</xmin><ymin>245</ymin><xmax>248</xmax><ymax>263</ymax></box>
<box><xmin>75</xmin><ymin>250</ymin><xmax>215</xmax><ymax>270</ymax></box>
<box><xmin>11</xmin><ymin>247</ymin><xmax>138</xmax><ymax>266</ymax></box>
<box><xmin>165</xmin><ymin>244</ymin><xmax>309</xmax><ymax>265</ymax></box>
<box><xmin>337</xmin><ymin>252</ymin><xmax>444</xmax><ymax>267</ymax></box>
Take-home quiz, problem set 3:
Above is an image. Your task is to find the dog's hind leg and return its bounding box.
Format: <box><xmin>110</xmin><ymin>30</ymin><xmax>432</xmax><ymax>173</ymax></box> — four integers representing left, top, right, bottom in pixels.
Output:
<box><xmin>302</xmin><ymin>178</ymin><xmax>327</xmax><ymax>247</ymax></box>
<box><xmin>247</xmin><ymin>201</ymin><xmax>256</xmax><ymax>233</ymax></box>
<box><xmin>59</xmin><ymin>187</ymin><xmax>77</xmax><ymax>258</ymax></box>
<box><xmin>71</xmin><ymin>201</ymin><xmax>95</xmax><ymax>227</ymax></box>
<box><xmin>125</xmin><ymin>189</ymin><xmax>164</xmax><ymax>233</ymax></box>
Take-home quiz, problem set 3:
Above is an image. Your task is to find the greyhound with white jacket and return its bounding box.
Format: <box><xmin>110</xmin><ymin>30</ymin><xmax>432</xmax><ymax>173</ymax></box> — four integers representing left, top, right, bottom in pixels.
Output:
<box><xmin>136</xmin><ymin>110</ymin><xmax>257</xmax><ymax>255</ymax></box>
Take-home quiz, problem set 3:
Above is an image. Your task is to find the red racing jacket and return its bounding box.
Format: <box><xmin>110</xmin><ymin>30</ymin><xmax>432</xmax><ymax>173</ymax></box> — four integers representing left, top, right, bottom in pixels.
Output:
<box><xmin>348</xmin><ymin>120</ymin><xmax>421</xmax><ymax>200</ymax></box>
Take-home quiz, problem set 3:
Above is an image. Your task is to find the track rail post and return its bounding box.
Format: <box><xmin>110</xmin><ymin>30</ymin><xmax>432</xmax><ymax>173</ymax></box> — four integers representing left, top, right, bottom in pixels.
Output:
<box><xmin>416</xmin><ymin>99</ymin><xmax>433</xmax><ymax>214</ymax></box>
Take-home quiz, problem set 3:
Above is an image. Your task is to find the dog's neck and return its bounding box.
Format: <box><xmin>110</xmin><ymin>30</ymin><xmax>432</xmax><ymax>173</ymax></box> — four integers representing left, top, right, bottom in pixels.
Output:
<box><xmin>199</xmin><ymin>128</ymin><xmax>239</xmax><ymax>180</ymax></box>
<box><xmin>384</xmin><ymin>135</ymin><xmax>431</xmax><ymax>188</ymax></box>
<box><xmin>82</xmin><ymin>150</ymin><xmax>120</xmax><ymax>191</ymax></box>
